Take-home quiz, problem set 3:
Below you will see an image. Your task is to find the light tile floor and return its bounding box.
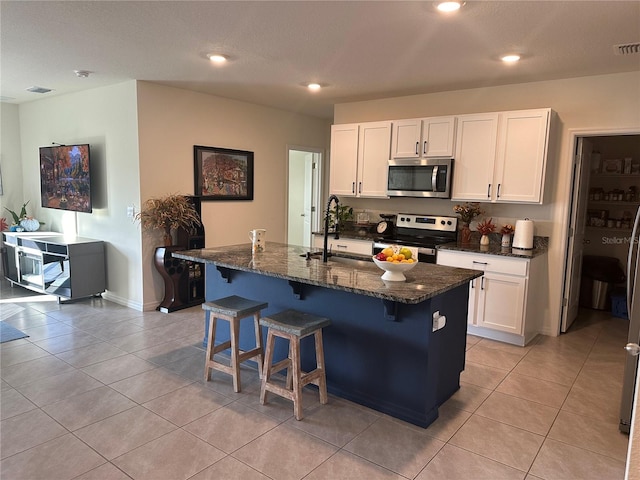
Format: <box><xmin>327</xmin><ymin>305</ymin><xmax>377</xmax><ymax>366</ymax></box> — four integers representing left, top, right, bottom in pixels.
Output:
<box><xmin>0</xmin><ymin>280</ymin><xmax>632</xmax><ymax>479</ymax></box>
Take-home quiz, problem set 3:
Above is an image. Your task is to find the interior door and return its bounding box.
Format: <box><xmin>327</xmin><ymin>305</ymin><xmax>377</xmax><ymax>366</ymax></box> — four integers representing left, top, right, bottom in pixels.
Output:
<box><xmin>561</xmin><ymin>137</ymin><xmax>593</xmax><ymax>332</ymax></box>
<box><xmin>287</xmin><ymin>147</ymin><xmax>322</xmax><ymax>248</ymax></box>
<box><xmin>302</xmin><ymin>153</ymin><xmax>314</xmax><ymax>248</ymax></box>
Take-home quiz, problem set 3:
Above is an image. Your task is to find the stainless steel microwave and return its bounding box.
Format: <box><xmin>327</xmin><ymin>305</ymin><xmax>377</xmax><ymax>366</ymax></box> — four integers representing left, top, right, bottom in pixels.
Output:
<box><xmin>387</xmin><ymin>158</ymin><xmax>453</xmax><ymax>198</ymax></box>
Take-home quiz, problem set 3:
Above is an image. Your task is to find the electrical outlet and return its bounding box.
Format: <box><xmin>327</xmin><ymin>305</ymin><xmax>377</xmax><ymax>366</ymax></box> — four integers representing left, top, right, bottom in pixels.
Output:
<box><xmin>127</xmin><ymin>206</ymin><xmax>135</xmax><ymax>218</ymax></box>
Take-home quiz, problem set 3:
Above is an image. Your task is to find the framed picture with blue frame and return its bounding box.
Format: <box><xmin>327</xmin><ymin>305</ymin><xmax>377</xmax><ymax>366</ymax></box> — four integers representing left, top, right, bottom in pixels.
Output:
<box><xmin>193</xmin><ymin>145</ymin><xmax>254</xmax><ymax>201</ymax></box>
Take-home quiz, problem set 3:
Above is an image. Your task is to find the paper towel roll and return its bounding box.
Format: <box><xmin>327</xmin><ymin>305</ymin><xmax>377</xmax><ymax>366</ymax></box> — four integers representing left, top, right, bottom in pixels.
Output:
<box><xmin>513</xmin><ymin>219</ymin><xmax>534</xmax><ymax>250</ymax></box>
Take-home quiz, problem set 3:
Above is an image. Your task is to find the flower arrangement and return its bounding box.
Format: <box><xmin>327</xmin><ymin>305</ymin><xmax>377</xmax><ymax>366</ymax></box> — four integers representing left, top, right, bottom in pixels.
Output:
<box><xmin>500</xmin><ymin>224</ymin><xmax>515</xmax><ymax>235</ymax></box>
<box><xmin>135</xmin><ymin>194</ymin><xmax>201</xmax><ymax>246</ymax></box>
<box><xmin>0</xmin><ymin>217</ymin><xmax>8</xmax><ymax>231</ymax></box>
<box><xmin>4</xmin><ymin>201</ymin><xmax>42</xmax><ymax>232</ymax></box>
<box><xmin>5</xmin><ymin>201</ymin><xmax>30</xmax><ymax>226</ymax></box>
<box><xmin>453</xmin><ymin>202</ymin><xmax>483</xmax><ymax>225</ymax></box>
<box><xmin>476</xmin><ymin>218</ymin><xmax>496</xmax><ymax>235</ymax></box>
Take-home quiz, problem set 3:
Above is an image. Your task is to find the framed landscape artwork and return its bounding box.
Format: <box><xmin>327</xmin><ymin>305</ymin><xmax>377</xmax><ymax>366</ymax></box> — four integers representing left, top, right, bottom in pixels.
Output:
<box><xmin>193</xmin><ymin>145</ymin><xmax>254</xmax><ymax>201</ymax></box>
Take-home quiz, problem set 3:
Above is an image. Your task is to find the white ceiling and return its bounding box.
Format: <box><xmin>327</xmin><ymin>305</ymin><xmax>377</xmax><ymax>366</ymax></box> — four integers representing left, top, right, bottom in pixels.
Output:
<box><xmin>2</xmin><ymin>1</ymin><xmax>639</xmax><ymax>119</ymax></box>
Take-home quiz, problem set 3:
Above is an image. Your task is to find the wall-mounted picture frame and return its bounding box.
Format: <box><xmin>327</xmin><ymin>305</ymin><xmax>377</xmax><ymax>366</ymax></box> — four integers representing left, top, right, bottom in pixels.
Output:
<box><xmin>193</xmin><ymin>145</ymin><xmax>254</xmax><ymax>201</ymax></box>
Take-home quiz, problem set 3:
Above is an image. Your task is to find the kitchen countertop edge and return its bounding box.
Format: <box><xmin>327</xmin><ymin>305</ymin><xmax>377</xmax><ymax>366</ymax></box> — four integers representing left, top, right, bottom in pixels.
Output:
<box><xmin>173</xmin><ymin>242</ymin><xmax>482</xmax><ymax>305</ymax></box>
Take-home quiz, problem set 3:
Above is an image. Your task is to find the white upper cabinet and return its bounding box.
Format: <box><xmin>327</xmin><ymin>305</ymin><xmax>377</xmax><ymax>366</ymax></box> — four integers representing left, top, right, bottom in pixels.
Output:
<box><xmin>494</xmin><ymin>109</ymin><xmax>551</xmax><ymax>203</ymax></box>
<box><xmin>452</xmin><ymin>108</ymin><xmax>551</xmax><ymax>204</ymax></box>
<box><xmin>452</xmin><ymin>113</ymin><xmax>500</xmax><ymax>201</ymax></box>
<box><xmin>329</xmin><ymin>124</ymin><xmax>359</xmax><ymax>196</ymax></box>
<box><xmin>391</xmin><ymin>116</ymin><xmax>456</xmax><ymax>159</ymax></box>
<box><xmin>330</xmin><ymin>121</ymin><xmax>391</xmax><ymax>198</ymax></box>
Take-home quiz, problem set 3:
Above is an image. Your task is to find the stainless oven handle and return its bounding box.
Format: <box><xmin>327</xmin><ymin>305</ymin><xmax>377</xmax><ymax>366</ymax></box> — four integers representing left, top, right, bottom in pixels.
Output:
<box><xmin>432</xmin><ymin>166</ymin><xmax>438</xmax><ymax>191</ymax></box>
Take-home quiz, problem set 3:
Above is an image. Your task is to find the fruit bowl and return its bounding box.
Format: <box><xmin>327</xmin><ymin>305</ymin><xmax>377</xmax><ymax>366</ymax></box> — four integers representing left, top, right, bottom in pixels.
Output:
<box><xmin>372</xmin><ymin>256</ymin><xmax>418</xmax><ymax>281</ymax></box>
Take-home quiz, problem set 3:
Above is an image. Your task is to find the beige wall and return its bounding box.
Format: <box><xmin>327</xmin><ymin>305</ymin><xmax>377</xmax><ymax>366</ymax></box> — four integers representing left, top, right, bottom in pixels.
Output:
<box><xmin>8</xmin><ymin>82</ymin><xmax>330</xmax><ymax>310</ymax></box>
<box><xmin>0</xmin><ymin>103</ymin><xmax>24</xmax><ymax>221</ymax></box>
<box><xmin>16</xmin><ymin>81</ymin><xmax>143</xmax><ymax>308</ymax></box>
<box><xmin>333</xmin><ymin>71</ymin><xmax>640</xmax><ymax>335</ymax></box>
<box><xmin>136</xmin><ymin>82</ymin><xmax>331</xmax><ymax>308</ymax></box>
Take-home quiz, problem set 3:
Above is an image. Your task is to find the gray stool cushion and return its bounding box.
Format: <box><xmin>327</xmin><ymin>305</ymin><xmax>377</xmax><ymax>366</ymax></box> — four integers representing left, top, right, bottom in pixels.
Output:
<box><xmin>260</xmin><ymin>309</ymin><xmax>331</xmax><ymax>337</ymax></box>
<box><xmin>202</xmin><ymin>295</ymin><xmax>268</xmax><ymax>318</ymax></box>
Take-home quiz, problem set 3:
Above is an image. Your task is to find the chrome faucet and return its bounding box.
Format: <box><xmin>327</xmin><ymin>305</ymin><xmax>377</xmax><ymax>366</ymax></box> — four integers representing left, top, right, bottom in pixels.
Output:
<box><xmin>323</xmin><ymin>194</ymin><xmax>340</xmax><ymax>262</ymax></box>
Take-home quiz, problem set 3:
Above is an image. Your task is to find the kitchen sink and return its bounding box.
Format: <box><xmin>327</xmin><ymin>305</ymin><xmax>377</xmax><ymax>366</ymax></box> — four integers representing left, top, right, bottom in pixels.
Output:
<box><xmin>302</xmin><ymin>251</ymin><xmax>373</xmax><ymax>268</ymax></box>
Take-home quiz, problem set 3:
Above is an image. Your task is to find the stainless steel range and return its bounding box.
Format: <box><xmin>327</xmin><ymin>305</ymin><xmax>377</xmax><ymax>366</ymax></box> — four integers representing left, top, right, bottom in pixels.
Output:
<box><xmin>374</xmin><ymin>213</ymin><xmax>458</xmax><ymax>263</ymax></box>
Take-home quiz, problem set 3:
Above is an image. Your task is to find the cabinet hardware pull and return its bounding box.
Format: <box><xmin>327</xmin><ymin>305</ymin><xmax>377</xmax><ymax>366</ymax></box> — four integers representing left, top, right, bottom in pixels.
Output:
<box><xmin>358</xmin><ymin>182</ymin><xmax>362</xmax><ymax>194</ymax></box>
<box><xmin>487</xmin><ymin>184</ymin><xmax>492</xmax><ymax>198</ymax></box>
<box><xmin>481</xmin><ymin>277</ymin><xmax>485</xmax><ymax>290</ymax></box>
<box><xmin>471</xmin><ymin>279</ymin><xmax>475</xmax><ymax>288</ymax></box>
<box><xmin>423</xmin><ymin>141</ymin><xmax>427</xmax><ymax>155</ymax></box>
<box><xmin>352</xmin><ymin>182</ymin><xmax>355</xmax><ymax>193</ymax></box>
<box><xmin>415</xmin><ymin>142</ymin><xmax>419</xmax><ymax>155</ymax></box>
<box><xmin>472</xmin><ymin>261</ymin><xmax>488</xmax><ymax>265</ymax></box>
<box><xmin>336</xmin><ymin>244</ymin><xmax>347</xmax><ymax>249</ymax></box>
<box><xmin>497</xmin><ymin>183</ymin><xmax>501</xmax><ymax>198</ymax></box>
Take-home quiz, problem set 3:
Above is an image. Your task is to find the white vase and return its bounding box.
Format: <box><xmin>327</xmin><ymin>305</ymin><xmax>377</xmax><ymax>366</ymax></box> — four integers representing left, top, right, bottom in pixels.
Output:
<box><xmin>480</xmin><ymin>234</ymin><xmax>490</xmax><ymax>246</ymax></box>
<box><xmin>501</xmin><ymin>234</ymin><xmax>511</xmax><ymax>247</ymax></box>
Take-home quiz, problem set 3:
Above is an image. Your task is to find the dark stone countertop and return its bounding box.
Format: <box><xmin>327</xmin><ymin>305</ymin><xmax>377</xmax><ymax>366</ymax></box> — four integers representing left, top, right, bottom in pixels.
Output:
<box><xmin>437</xmin><ymin>235</ymin><xmax>549</xmax><ymax>259</ymax></box>
<box><xmin>173</xmin><ymin>242</ymin><xmax>482</xmax><ymax>304</ymax></box>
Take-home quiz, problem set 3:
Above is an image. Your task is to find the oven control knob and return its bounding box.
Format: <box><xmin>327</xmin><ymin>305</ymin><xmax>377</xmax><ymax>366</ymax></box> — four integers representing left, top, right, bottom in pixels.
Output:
<box><xmin>447</xmin><ymin>221</ymin><xmax>452</xmax><ymax>225</ymax></box>
<box><xmin>440</xmin><ymin>220</ymin><xmax>445</xmax><ymax>225</ymax></box>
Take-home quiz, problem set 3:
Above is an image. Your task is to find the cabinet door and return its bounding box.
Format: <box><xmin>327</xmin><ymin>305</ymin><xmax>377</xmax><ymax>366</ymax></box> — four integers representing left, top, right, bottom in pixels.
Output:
<box><xmin>422</xmin><ymin>116</ymin><xmax>456</xmax><ymax>157</ymax></box>
<box><xmin>391</xmin><ymin>119</ymin><xmax>421</xmax><ymax>158</ymax></box>
<box><xmin>358</xmin><ymin>121</ymin><xmax>392</xmax><ymax>197</ymax></box>
<box><xmin>467</xmin><ymin>277</ymin><xmax>481</xmax><ymax>326</ymax></box>
<box><xmin>451</xmin><ymin>113</ymin><xmax>499</xmax><ymax>201</ymax></box>
<box><xmin>477</xmin><ymin>272</ymin><xmax>526</xmax><ymax>335</ymax></box>
<box><xmin>494</xmin><ymin>109</ymin><xmax>550</xmax><ymax>204</ymax></box>
<box><xmin>330</xmin><ymin>124</ymin><xmax>359</xmax><ymax>196</ymax></box>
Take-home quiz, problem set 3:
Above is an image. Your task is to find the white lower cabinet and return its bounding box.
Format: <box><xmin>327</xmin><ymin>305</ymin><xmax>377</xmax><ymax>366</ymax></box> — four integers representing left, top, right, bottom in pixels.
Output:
<box><xmin>312</xmin><ymin>235</ymin><xmax>373</xmax><ymax>256</ymax></box>
<box><xmin>437</xmin><ymin>250</ymin><xmax>543</xmax><ymax>346</ymax></box>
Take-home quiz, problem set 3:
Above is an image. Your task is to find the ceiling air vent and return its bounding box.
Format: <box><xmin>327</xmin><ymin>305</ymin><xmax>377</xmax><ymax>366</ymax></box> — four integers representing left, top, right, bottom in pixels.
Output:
<box><xmin>613</xmin><ymin>43</ymin><xmax>640</xmax><ymax>55</ymax></box>
<box><xmin>26</xmin><ymin>86</ymin><xmax>52</xmax><ymax>94</ymax></box>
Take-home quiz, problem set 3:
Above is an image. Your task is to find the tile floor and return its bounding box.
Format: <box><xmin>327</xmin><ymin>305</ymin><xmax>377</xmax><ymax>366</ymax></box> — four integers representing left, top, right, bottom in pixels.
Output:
<box><xmin>0</xmin><ymin>280</ymin><xmax>632</xmax><ymax>479</ymax></box>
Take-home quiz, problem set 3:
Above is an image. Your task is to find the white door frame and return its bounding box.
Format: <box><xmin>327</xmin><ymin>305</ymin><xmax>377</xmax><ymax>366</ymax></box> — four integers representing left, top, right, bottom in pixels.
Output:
<box><xmin>560</xmin><ymin>127</ymin><xmax>640</xmax><ymax>332</ymax></box>
<box><xmin>286</xmin><ymin>145</ymin><xmax>323</xmax><ymax>247</ymax></box>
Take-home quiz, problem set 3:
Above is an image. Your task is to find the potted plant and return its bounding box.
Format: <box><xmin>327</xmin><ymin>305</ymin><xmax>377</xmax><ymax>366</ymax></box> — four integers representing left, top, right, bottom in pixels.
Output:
<box><xmin>476</xmin><ymin>218</ymin><xmax>496</xmax><ymax>246</ymax></box>
<box><xmin>453</xmin><ymin>202</ymin><xmax>483</xmax><ymax>243</ymax></box>
<box><xmin>135</xmin><ymin>194</ymin><xmax>201</xmax><ymax>246</ymax></box>
<box><xmin>4</xmin><ymin>201</ymin><xmax>42</xmax><ymax>232</ymax></box>
<box><xmin>328</xmin><ymin>204</ymin><xmax>353</xmax><ymax>232</ymax></box>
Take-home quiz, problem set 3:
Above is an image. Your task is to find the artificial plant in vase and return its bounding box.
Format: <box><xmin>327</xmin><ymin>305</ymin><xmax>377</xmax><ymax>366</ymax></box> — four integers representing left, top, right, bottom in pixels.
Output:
<box><xmin>135</xmin><ymin>194</ymin><xmax>201</xmax><ymax>246</ymax></box>
<box><xmin>453</xmin><ymin>202</ymin><xmax>483</xmax><ymax>243</ymax></box>
<box><xmin>476</xmin><ymin>218</ymin><xmax>496</xmax><ymax>246</ymax></box>
<box><xmin>328</xmin><ymin>204</ymin><xmax>353</xmax><ymax>232</ymax></box>
<box><xmin>4</xmin><ymin>201</ymin><xmax>42</xmax><ymax>232</ymax></box>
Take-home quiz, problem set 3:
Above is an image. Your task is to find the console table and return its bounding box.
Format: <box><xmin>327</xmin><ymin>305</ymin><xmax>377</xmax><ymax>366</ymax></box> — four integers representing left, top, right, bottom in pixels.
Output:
<box><xmin>2</xmin><ymin>232</ymin><xmax>106</xmax><ymax>301</ymax></box>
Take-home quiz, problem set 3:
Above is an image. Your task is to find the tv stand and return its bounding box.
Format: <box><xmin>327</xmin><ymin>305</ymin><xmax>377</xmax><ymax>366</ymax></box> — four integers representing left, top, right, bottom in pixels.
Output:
<box><xmin>2</xmin><ymin>232</ymin><xmax>106</xmax><ymax>301</ymax></box>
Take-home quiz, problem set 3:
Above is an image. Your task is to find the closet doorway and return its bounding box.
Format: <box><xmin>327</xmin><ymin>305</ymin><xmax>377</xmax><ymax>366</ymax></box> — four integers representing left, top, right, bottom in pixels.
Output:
<box><xmin>562</xmin><ymin>131</ymin><xmax>640</xmax><ymax>332</ymax></box>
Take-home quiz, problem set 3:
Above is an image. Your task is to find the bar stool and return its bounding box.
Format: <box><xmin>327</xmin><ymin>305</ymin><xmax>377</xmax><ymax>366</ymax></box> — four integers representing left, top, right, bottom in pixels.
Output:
<box><xmin>202</xmin><ymin>295</ymin><xmax>268</xmax><ymax>393</ymax></box>
<box><xmin>259</xmin><ymin>309</ymin><xmax>331</xmax><ymax>420</ymax></box>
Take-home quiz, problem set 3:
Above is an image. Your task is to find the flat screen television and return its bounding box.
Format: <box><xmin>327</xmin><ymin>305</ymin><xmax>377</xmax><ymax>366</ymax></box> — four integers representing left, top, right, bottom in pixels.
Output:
<box><xmin>39</xmin><ymin>144</ymin><xmax>92</xmax><ymax>213</ymax></box>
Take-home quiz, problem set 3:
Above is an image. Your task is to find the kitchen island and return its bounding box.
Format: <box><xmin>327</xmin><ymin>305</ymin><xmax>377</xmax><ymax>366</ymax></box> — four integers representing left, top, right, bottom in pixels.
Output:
<box><xmin>174</xmin><ymin>242</ymin><xmax>482</xmax><ymax>428</ymax></box>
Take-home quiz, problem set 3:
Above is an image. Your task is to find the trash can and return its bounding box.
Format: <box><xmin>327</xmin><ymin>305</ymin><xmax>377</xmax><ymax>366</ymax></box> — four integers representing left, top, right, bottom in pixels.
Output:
<box><xmin>579</xmin><ymin>256</ymin><xmax>626</xmax><ymax>310</ymax></box>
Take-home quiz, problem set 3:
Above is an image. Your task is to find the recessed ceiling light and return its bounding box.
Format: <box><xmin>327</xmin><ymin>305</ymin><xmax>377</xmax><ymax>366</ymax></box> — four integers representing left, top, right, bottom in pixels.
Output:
<box><xmin>501</xmin><ymin>54</ymin><xmax>521</xmax><ymax>63</ymax></box>
<box><xmin>436</xmin><ymin>2</ymin><xmax>463</xmax><ymax>12</ymax></box>
<box><xmin>307</xmin><ymin>83</ymin><xmax>322</xmax><ymax>91</ymax></box>
<box><xmin>207</xmin><ymin>54</ymin><xmax>228</xmax><ymax>64</ymax></box>
<box><xmin>74</xmin><ymin>70</ymin><xmax>91</xmax><ymax>78</ymax></box>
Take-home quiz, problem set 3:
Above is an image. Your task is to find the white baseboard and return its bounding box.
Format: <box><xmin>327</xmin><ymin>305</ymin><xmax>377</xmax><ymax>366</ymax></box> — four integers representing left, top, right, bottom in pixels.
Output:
<box><xmin>101</xmin><ymin>291</ymin><xmax>144</xmax><ymax>311</ymax></box>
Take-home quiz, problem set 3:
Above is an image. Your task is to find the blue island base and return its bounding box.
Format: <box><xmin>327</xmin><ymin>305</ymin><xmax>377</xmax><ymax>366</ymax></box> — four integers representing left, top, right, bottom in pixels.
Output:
<box><xmin>203</xmin><ymin>265</ymin><xmax>468</xmax><ymax>428</ymax></box>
